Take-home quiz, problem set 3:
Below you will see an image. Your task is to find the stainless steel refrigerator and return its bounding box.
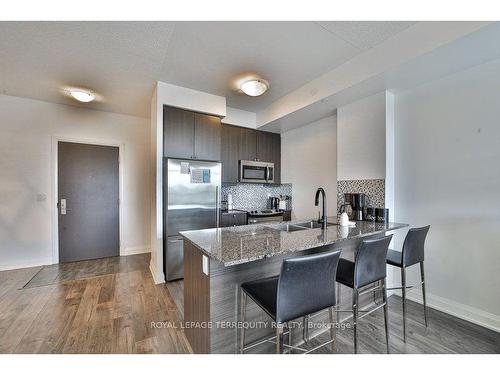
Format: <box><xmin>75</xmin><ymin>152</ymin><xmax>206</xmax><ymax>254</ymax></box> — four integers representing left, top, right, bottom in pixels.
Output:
<box><xmin>163</xmin><ymin>158</ymin><xmax>221</xmax><ymax>281</ymax></box>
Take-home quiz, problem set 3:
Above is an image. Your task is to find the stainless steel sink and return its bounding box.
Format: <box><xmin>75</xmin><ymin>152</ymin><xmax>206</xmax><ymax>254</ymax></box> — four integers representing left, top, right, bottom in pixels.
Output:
<box><xmin>266</xmin><ymin>223</ymin><xmax>308</xmax><ymax>233</ymax></box>
<box><xmin>294</xmin><ymin>221</ymin><xmax>337</xmax><ymax>229</ymax></box>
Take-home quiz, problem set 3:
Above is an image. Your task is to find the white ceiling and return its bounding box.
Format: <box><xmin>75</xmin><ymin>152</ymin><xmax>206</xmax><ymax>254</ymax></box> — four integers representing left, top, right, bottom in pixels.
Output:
<box><xmin>0</xmin><ymin>21</ymin><xmax>416</xmax><ymax>117</ymax></box>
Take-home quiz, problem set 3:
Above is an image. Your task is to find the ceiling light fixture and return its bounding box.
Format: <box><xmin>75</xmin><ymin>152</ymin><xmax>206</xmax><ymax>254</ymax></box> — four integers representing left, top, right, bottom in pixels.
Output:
<box><xmin>240</xmin><ymin>79</ymin><xmax>269</xmax><ymax>97</ymax></box>
<box><xmin>69</xmin><ymin>89</ymin><xmax>95</xmax><ymax>103</ymax></box>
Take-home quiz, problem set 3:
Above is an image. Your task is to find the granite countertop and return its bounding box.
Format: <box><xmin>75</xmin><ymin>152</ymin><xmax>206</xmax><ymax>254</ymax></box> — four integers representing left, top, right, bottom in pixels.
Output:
<box><xmin>180</xmin><ymin>219</ymin><xmax>408</xmax><ymax>267</ymax></box>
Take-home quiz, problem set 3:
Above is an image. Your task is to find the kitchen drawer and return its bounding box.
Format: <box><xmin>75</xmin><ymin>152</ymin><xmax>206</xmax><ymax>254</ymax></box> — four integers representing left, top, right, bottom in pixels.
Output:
<box><xmin>220</xmin><ymin>211</ymin><xmax>247</xmax><ymax>227</ymax></box>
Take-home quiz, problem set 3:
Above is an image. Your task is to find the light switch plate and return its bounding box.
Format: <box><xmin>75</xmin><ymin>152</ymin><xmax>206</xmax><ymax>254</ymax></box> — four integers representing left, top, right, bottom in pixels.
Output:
<box><xmin>202</xmin><ymin>255</ymin><xmax>209</xmax><ymax>276</ymax></box>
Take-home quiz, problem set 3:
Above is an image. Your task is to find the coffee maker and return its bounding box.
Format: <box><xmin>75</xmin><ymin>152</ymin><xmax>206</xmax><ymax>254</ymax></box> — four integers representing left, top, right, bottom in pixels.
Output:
<box><xmin>344</xmin><ymin>193</ymin><xmax>366</xmax><ymax>221</ymax></box>
<box><xmin>268</xmin><ymin>196</ymin><xmax>280</xmax><ymax>210</ymax></box>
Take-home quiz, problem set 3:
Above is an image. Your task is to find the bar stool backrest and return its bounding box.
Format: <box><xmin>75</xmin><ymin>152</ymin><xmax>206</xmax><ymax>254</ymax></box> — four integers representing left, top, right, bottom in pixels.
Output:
<box><xmin>354</xmin><ymin>235</ymin><xmax>393</xmax><ymax>288</ymax></box>
<box><xmin>402</xmin><ymin>225</ymin><xmax>430</xmax><ymax>266</ymax></box>
<box><xmin>276</xmin><ymin>249</ymin><xmax>341</xmax><ymax>324</ymax></box>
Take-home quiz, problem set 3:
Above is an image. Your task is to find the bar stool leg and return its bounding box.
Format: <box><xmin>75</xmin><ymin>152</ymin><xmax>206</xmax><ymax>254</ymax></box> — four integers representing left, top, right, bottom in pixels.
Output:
<box><xmin>240</xmin><ymin>291</ymin><xmax>247</xmax><ymax>353</ymax></box>
<box><xmin>288</xmin><ymin>325</ymin><xmax>292</xmax><ymax>353</ymax></box>
<box><xmin>401</xmin><ymin>267</ymin><xmax>407</xmax><ymax>342</ymax></box>
<box><xmin>373</xmin><ymin>280</ymin><xmax>379</xmax><ymax>305</ymax></box>
<box><xmin>420</xmin><ymin>261</ymin><xmax>428</xmax><ymax>327</ymax></box>
<box><xmin>352</xmin><ymin>288</ymin><xmax>359</xmax><ymax>354</ymax></box>
<box><xmin>302</xmin><ymin>316</ymin><xmax>309</xmax><ymax>343</ymax></box>
<box><xmin>337</xmin><ymin>282</ymin><xmax>341</xmax><ymax>304</ymax></box>
<box><xmin>336</xmin><ymin>283</ymin><xmax>341</xmax><ymax>322</ymax></box>
<box><xmin>276</xmin><ymin>326</ymin><xmax>284</xmax><ymax>354</ymax></box>
<box><xmin>382</xmin><ymin>278</ymin><xmax>390</xmax><ymax>354</ymax></box>
<box><xmin>329</xmin><ymin>306</ymin><xmax>336</xmax><ymax>352</ymax></box>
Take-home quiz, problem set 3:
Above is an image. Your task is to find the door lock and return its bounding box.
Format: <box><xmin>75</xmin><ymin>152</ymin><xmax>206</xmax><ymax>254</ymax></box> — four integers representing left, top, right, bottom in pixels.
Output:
<box><xmin>60</xmin><ymin>199</ymin><xmax>67</xmax><ymax>215</ymax></box>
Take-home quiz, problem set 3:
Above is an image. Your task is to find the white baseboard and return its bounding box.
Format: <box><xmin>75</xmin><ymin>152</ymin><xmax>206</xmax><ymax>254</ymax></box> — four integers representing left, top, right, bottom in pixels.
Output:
<box><xmin>0</xmin><ymin>257</ymin><xmax>53</xmax><ymax>272</ymax></box>
<box><xmin>149</xmin><ymin>260</ymin><xmax>164</xmax><ymax>284</ymax></box>
<box><xmin>394</xmin><ymin>288</ymin><xmax>500</xmax><ymax>333</ymax></box>
<box><xmin>120</xmin><ymin>245</ymin><xmax>151</xmax><ymax>256</ymax></box>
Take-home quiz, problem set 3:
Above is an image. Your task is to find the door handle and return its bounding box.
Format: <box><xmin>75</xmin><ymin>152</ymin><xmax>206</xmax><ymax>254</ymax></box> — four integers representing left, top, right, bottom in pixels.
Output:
<box><xmin>215</xmin><ymin>186</ymin><xmax>220</xmax><ymax>228</ymax></box>
<box><xmin>60</xmin><ymin>199</ymin><xmax>67</xmax><ymax>215</ymax></box>
<box><xmin>168</xmin><ymin>238</ymin><xmax>184</xmax><ymax>243</ymax></box>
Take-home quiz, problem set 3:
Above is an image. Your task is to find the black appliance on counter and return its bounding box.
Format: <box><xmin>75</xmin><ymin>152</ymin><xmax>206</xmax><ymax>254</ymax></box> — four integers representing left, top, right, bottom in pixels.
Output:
<box><xmin>344</xmin><ymin>193</ymin><xmax>366</xmax><ymax>221</ymax></box>
<box><xmin>268</xmin><ymin>196</ymin><xmax>280</xmax><ymax>210</ymax></box>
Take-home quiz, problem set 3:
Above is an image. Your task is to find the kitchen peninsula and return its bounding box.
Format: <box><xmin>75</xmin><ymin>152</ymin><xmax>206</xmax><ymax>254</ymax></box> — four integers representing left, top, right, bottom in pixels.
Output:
<box><xmin>177</xmin><ymin>220</ymin><xmax>408</xmax><ymax>353</ymax></box>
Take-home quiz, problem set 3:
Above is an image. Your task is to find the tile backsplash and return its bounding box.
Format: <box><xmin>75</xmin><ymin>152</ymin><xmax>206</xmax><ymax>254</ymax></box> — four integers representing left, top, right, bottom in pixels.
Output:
<box><xmin>337</xmin><ymin>179</ymin><xmax>385</xmax><ymax>211</ymax></box>
<box><xmin>221</xmin><ymin>183</ymin><xmax>292</xmax><ymax>211</ymax></box>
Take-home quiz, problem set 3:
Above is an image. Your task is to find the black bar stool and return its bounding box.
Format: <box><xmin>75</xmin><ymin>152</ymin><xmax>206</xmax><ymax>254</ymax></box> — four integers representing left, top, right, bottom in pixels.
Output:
<box><xmin>386</xmin><ymin>225</ymin><xmax>430</xmax><ymax>342</ymax></box>
<box><xmin>335</xmin><ymin>235</ymin><xmax>393</xmax><ymax>354</ymax></box>
<box><xmin>240</xmin><ymin>249</ymin><xmax>341</xmax><ymax>354</ymax></box>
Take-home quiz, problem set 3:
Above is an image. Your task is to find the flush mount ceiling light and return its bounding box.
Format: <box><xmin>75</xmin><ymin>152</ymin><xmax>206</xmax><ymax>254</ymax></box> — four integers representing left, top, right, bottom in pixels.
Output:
<box><xmin>68</xmin><ymin>89</ymin><xmax>95</xmax><ymax>103</ymax></box>
<box><xmin>240</xmin><ymin>79</ymin><xmax>269</xmax><ymax>97</ymax></box>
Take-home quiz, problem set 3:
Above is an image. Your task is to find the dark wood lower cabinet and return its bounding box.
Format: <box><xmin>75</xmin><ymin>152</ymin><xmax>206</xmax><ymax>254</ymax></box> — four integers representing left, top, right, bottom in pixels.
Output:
<box><xmin>220</xmin><ymin>211</ymin><xmax>247</xmax><ymax>227</ymax></box>
<box><xmin>283</xmin><ymin>210</ymin><xmax>292</xmax><ymax>221</ymax></box>
<box><xmin>182</xmin><ymin>234</ymin><xmax>384</xmax><ymax>353</ymax></box>
<box><xmin>183</xmin><ymin>241</ymin><xmax>210</xmax><ymax>353</ymax></box>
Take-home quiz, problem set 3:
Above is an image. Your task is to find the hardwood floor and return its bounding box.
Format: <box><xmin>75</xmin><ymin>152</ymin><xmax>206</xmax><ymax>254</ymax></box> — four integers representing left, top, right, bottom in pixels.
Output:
<box><xmin>299</xmin><ymin>295</ymin><xmax>500</xmax><ymax>354</ymax></box>
<box><xmin>0</xmin><ymin>254</ymin><xmax>191</xmax><ymax>353</ymax></box>
<box><xmin>169</xmin><ymin>278</ymin><xmax>499</xmax><ymax>354</ymax></box>
<box><xmin>1</xmin><ymin>254</ymin><xmax>498</xmax><ymax>354</ymax></box>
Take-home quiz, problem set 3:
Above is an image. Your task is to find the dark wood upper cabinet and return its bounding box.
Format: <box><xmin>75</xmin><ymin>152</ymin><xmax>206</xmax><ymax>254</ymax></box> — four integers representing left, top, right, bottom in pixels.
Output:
<box><xmin>163</xmin><ymin>106</ymin><xmax>195</xmax><ymax>159</ymax></box>
<box><xmin>256</xmin><ymin>131</ymin><xmax>274</xmax><ymax>162</ymax></box>
<box><xmin>164</xmin><ymin>107</ymin><xmax>280</xmax><ymax>182</ymax></box>
<box><xmin>194</xmin><ymin>113</ymin><xmax>221</xmax><ymax>161</ymax></box>
<box><xmin>239</xmin><ymin>127</ymin><xmax>257</xmax><ymax>161</ymax></box>
<box><xmin>256</xmin><ymin>130</ymin><xmax>281</xmax><ymax>183</ymax></box>
<box><xmin>163</xmin><ymin>106</ymin><xmax>222</xmax><ymax>161</ymax></box>
<box><xmin>221</xmin><ymin>124</ymin><xmax>281</xmax><ymax>184</ymax></box>
<box><xmin>271</xmin><ymin>132</ymin><xmax>281</xmax><ymax>184</ymax></box>
<box><xmin>221</xmin><ymin>124</ymin><xmax>240</xmax><ymax>183</ymax></box>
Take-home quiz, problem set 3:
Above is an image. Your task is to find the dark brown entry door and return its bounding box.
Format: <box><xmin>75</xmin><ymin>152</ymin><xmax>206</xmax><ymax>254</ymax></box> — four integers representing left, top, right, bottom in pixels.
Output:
<box><xmin>58</xmin><ymin>142</ymin><xmax>119</xmax><ymax>263</ymax></box>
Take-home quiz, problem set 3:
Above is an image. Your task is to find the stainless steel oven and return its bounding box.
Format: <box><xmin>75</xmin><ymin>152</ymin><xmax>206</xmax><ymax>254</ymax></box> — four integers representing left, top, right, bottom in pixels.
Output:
<box><xmin>239</xmin><ymin>160</ymin><xmax>274</xmax><ymax>183</ymax></box>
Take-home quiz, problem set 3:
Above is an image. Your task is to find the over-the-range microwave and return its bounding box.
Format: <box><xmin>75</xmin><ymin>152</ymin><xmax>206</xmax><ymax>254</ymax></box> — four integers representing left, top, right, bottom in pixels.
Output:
<box><xmin>239</xmin><ymin>160</ymin><xmax>274</xmax><ymax>184</ymax></box>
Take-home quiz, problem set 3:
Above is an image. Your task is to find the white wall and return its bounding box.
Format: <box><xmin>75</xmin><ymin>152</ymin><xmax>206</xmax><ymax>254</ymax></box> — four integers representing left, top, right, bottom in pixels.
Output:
<box><xmin>156</xmin><ymin>81</ymin><xmax>226</xmax><ymax>117</ymax></box>
<box><xmin>337</xmin><ymin>92</ymin><xmax>386</xmax><ymax>180</ymax></box>
<box><xmin>281</xmin><ymin>115</ymin><xmax>337</xmax><ymax>220</ymax></box>
<box><xmin>394</xmin><ymin>59</ymin><xmax>500</xmax><ymax>331</ymax></box>
<box><xmin>0</xmin><ymin>95</ymin><xmax>151</xmax><ymax>271</ymax></box>
<box><xmin>223</xmin><ymin>107</ymin><xmax>256</xmax><ymax>129</ymax></box>
<box><xmin>150</xmin><ymin>86</ymin><xmax>163</xmax><ymax>283</ymax></box>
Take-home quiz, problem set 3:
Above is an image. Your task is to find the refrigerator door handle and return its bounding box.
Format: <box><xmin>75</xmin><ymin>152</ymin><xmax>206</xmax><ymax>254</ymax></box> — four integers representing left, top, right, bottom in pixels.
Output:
<box><xmin>215</xmin><ymin>185</ymin><xmax>220</xmax><ymax>228</ymax></box>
